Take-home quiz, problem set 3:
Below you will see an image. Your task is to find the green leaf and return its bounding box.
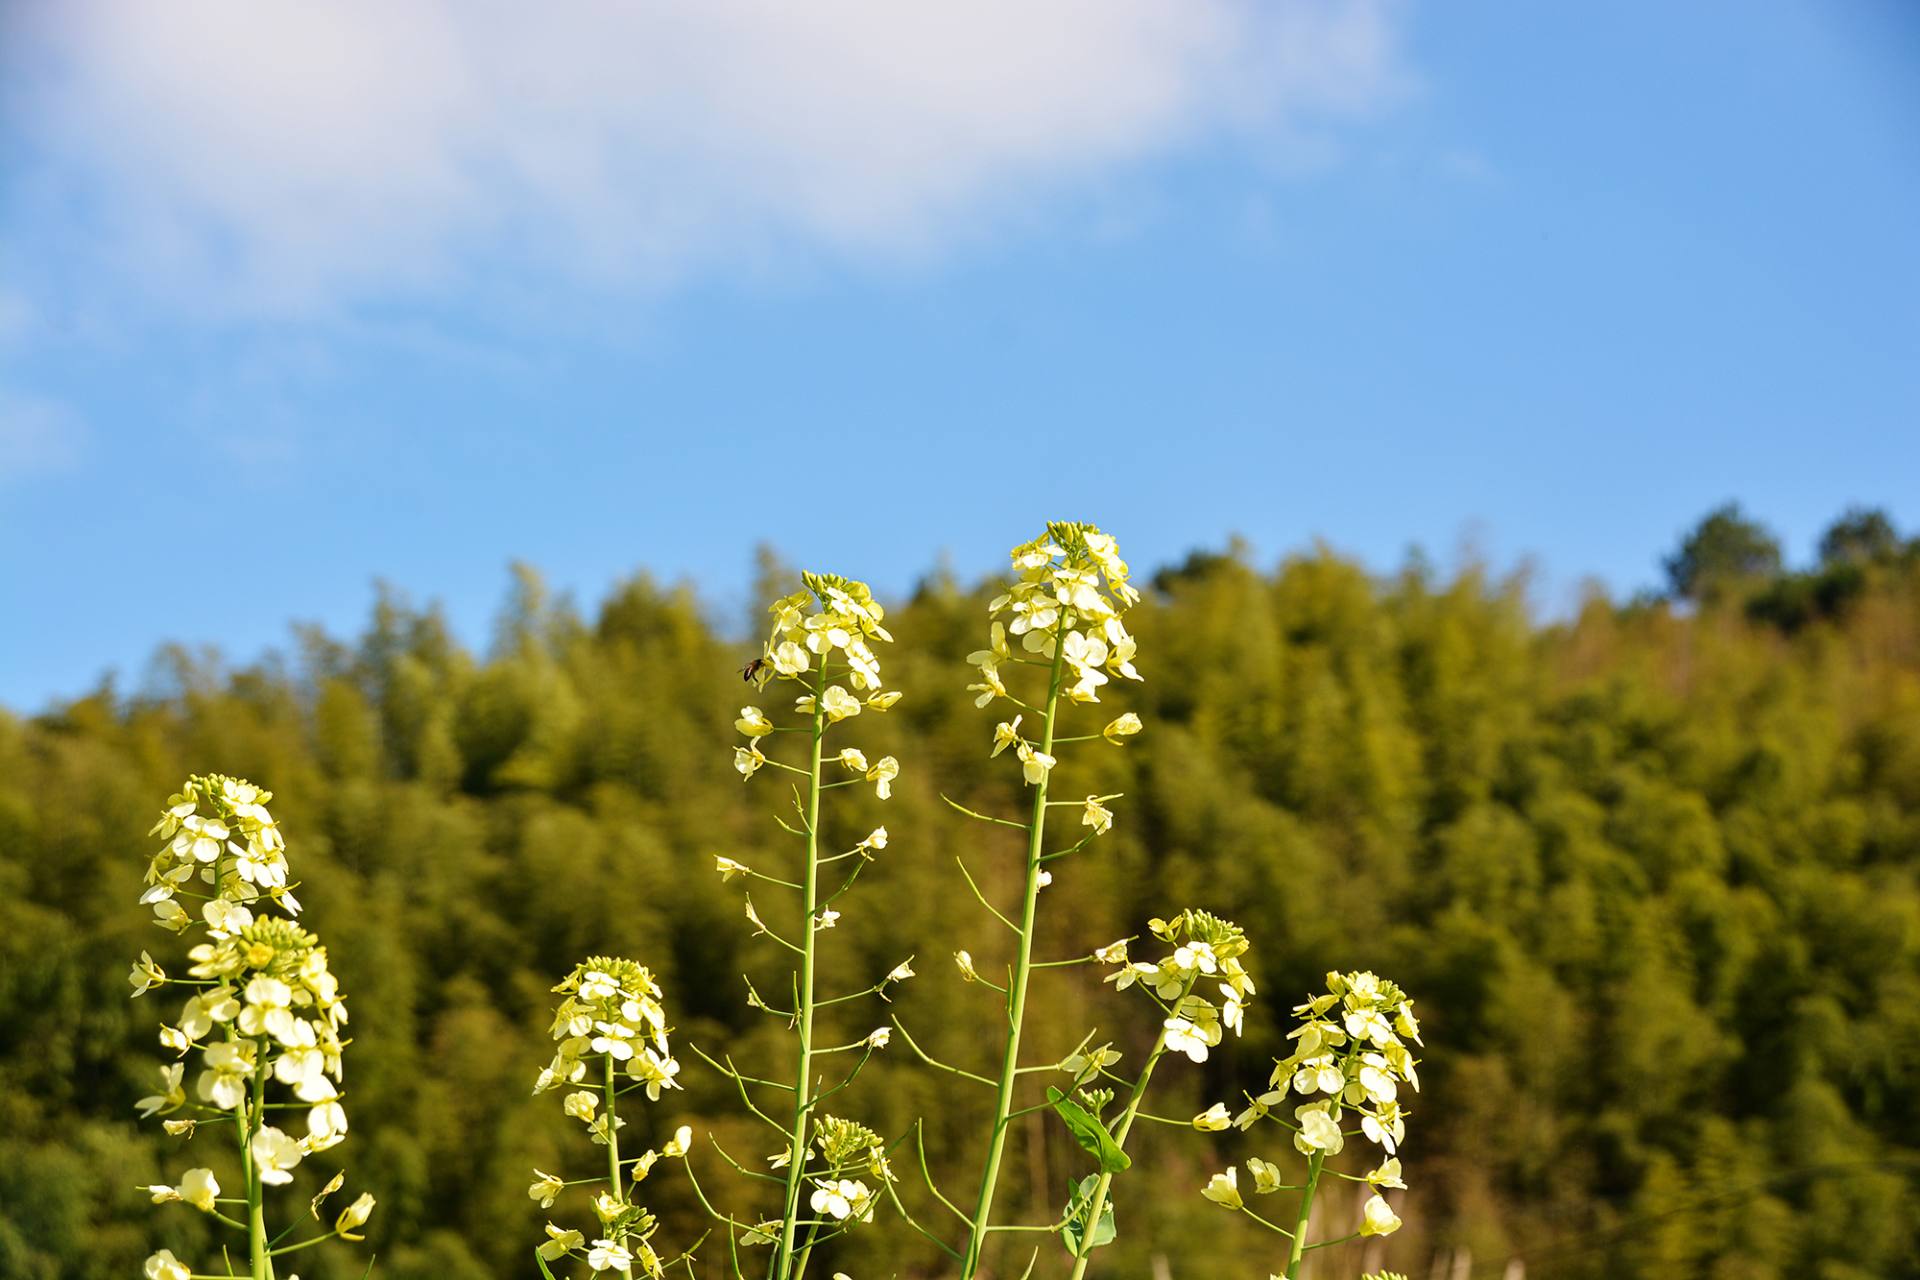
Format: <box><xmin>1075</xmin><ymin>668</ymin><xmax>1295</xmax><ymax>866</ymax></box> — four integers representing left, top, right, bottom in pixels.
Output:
<box><xmin>1061</xmin><ymin>1174</ymin><xmax>1118</xmax><ymax>1255</ymax></box>
<box><xmin>1047</xmin><ymin>1086</ymin><xmax>1131</xmax><ymax>1173</ymax></box>
<box><xmin>535</xmin><ymin>1250</ymin><xmax>562</xmax><ymax>1280</ymax></box>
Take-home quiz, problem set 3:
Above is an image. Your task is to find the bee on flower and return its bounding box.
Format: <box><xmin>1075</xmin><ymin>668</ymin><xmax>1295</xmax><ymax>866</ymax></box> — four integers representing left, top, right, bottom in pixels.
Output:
<box><xmin>731</xmin><ymin>572</ymin><xmax>900</xmax><ymax>779</ymax></box>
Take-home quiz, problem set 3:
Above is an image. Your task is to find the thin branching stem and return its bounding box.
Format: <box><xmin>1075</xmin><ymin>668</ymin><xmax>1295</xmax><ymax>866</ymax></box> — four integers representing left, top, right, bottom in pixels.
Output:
<box><xmin>882</xmin><ymin>1179</ymin><xmax>965</xmax><ymax>1260</ymax></box>
<box><xmin>1127</xmin><ymin>1110</ymin><xmax>1189</xmax><ymax>1126</ymax></box>
<box><xmin>682</xmin><ymin>1157</ymin><xmax>752</xmax><ymax>1280</ymax></box>
<box><xmin>692</xmin><ymin>1046</ymin><xmax>789</xmax><ymax>1135</ymax></box>
<box><xmin>890</xmin><ymin>1016</ymin><xmax>997</xmax><ymax>1088</ymax></box>
<box><xmin>954</xmin><ymin>856</ymin><xmax>1019</xmax><ymax>932</ymax></box>
<box><xmin>915</xmin><ymin>1122</ymin><xmax>976</xmax><ymax>1227</ymax></box>
<box><xmin>808</xmin><ymin>1046</ymin><xmax>876</xmax><ymax>1111</ymax></box>
<box><xmin>1241</xmin><ymin>1205</ymin><xmax>1296</xmax><ymax>1238</ymax></box>
<box><xmin>707</xmin><ymin>1134</ymin><xmax>787</xmax><ymax>1185</ymax></box>
<box><xmin>941</xmin><ymin>795</ymin><xmax>1027</xmax><ymax>830</ymax></box>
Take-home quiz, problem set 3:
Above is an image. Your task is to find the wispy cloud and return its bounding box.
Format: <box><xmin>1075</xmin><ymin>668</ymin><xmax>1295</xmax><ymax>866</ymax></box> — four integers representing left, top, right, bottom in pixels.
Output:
<box><xmin>2</xmin><ymin>1</ymin><xmax>1409</xmax><ymax>316</ymax></box>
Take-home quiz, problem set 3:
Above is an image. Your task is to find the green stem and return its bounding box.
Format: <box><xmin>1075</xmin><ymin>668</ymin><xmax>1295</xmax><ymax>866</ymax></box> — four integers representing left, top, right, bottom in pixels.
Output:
<box><xmin>792</xmin><ymin>1222</ymin><xmax>816</xmax><ymax>1280</ymax></box>
<box><xmin>1285</xmin><ymin>1045</ymin><xmax>1359</xmax><ymax>1277</ymax></box>
<box><xmin>270</xmin><ymin>1229</ymin><xmax>343</xmax><ymax>1257</ymax></box>
<box><xmin>1285</xmin><ymin>1153</ymin><xmax>1326</xmax><ymax>1278</ymax></box>
<box><xmin>961</xmin><ymin>638</ymin><xmax>1067</xmax><ymax>1278</ymax></box>
<box><xmin>243</xmin><ymin>1041</ymin><xmax>274</xmax><ymax>1280</ymax></box>
<box><xmin>605</xmin><ymin>1054</ymin><xmax>636</xmax><ymax>1280</ymax></box>
<box><xmin>774</xmin><ymin>668</ymin><xmax>828</xmax><ymax>1280</ymax></box>
<box><xmin>1063</xmin><ymin>977</ymin><xmax>1196</xmax><ymax>1280</ymax></box>
<box><xmin>1059</xmin><ymin>974</ymin><xmax>1190</xmax><ymax>1274</ymax></box>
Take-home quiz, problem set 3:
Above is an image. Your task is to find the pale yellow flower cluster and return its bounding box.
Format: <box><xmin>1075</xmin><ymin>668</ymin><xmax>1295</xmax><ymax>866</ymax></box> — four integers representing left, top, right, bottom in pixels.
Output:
<box><xmin>1098</xmin><ymin>910</ymin><xmax>1254</xmax><ymax>1065</ymax></box>
<box><xmin>133</xmin><ymin>778</ymin><xmax>373</xmax><ymax>1280</ymax></box>
<box><xmin>536</xmin><ymin>957</ymin><xmax>682</xmax><ymax>1110</ymax></box>
<box><xmin>155</xmin><ymin>918</ymin><xmax>352</xmax><ymax>1150</ymax></box>
<box><xmin>1242</xmin><ymin>970</ymin><xmax>1420</xmax><ymax>1157</ymax></box>
<box><xmin>971</xmin><ymin>522</ymin><xmax>1143</xmax><ymax>786</ymax></box>
<box><xmin>790</xmin><ymin>1115</ymin><xmax>895</xmax><ymax>1236</ymax></box>
<box><xmin>733</xmin><ymin>572</ymin><xmax>901</xmax><ymax>797</ymax></box>
<box><xmin>140</xmin><ymin>774</ymin><xmax>297</xmax><ymax>928</ymax></box>
<box><xmin>758</xmin><ymin>572</ymin><xmax>894</xmax><ymax>689</ymax></box>
<box><xmin>533</xmin><ymin>957</ymin><xmax>693</xmax><ymax>1277</ymax></box>
<box><xmin>1203</xmin><ymin>970</ymin><xmax>1421</xmax><ymax>1243</ymax></box>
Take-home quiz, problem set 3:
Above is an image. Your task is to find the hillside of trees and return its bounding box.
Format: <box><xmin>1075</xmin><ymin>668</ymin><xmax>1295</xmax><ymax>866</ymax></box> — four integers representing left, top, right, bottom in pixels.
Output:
<box><xmin>2</xmin><ymin>506</ymin><xmax>1916</xmax><ymax>1280</ymax></box>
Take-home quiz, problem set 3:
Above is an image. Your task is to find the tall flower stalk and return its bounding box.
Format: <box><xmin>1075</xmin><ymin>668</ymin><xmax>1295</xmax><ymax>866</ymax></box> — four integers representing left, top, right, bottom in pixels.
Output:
<box><xmin>1202</xmin><ymin>970</ymin><xmax>1422</xmax><ymax>1277</ymax></box>
<box><xmin>529</xmin><ymin>957</ymin><xmax>700</xmax><ymax>1278</ymax></box>
<box><xmin>890</xmin><ymin>523</ymin><xmax>1146</xmax><ymax>1278</ymax></box>
<box><xmin>693</xmin><ymin>572</ymin><xmax>909</xmax><ymax>1280</ymax></box>
<box><xmin>131</xmin><ymin>775</ymin><xmax>374</xmax><ymax>1280</ymax></box>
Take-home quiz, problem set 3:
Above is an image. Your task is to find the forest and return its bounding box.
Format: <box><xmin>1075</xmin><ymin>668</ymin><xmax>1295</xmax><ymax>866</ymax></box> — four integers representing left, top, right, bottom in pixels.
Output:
<box><xmin>1</xmin><ymin>504</ymin><xmax>1916</xmax><ymax>1280</ymax></box>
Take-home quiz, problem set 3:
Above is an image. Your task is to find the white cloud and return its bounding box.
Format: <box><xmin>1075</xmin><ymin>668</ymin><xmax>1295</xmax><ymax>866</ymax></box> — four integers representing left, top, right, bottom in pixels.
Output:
<box><xmin>3</xmin><ymin>0</ymin><xmax>1408</xmax><ymax>314</ymax></box>
<box><xmin>0</xmin><ymin>389</ymin><xmax>88</xmax><ymax>482</ymax></box>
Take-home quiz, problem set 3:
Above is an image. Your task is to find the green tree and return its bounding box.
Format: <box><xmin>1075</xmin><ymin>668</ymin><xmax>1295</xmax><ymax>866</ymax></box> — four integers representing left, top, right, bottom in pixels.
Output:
<box><xmin>1818</xmin><ymin>506</ymin><xmax>1901</xmax><ymax>566</ymax></box>
<box><xmin>1664</xmin><ymin>502</ymin><xmax>1783</xmax><ymax>601</ymax></box>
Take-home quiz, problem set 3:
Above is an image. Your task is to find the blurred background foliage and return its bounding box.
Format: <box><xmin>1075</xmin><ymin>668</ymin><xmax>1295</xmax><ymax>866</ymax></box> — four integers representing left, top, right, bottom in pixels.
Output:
<box><xmin>2</xmin><ymin>506</ymin><xmax>1917</xmax><ymax>1280</ymax></box>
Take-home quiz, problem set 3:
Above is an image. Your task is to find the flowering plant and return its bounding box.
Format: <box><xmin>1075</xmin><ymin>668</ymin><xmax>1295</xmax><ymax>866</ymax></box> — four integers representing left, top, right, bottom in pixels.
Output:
<box><xmin>1202</xmin><ymin>970</ymin><xmax>1421</xmax><ymax>1277</ymax></box>
<box><xmin>119</xmin><ymin>528</ymin><xmax>1437</xmax><ymax>1280</ymax></box>
<box><xmin>693</xmin><ymin>572</ymin><xmax>911</xmax><ymax>1279</ymax></box>
<box><xmin>886</xmin><ymin>522</ymin><xmax>1176</xmax><ymax>1278</ymax></box>
<box><xmin>529</xmin><ymin>957</ymin><xmax>700</xmax><ymax>1278</ymax></box>
<box><xmin>130</xmin><ymin>775</ymin><xmax>374</xmax><ymax>1280</ymax></box>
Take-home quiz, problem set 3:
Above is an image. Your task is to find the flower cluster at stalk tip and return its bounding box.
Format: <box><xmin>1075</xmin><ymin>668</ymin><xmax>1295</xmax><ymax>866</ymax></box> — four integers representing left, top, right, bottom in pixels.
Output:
<box><xmin>140</xmin><ymin>773</ymin><xmax>298</xmax><ymax>928</ymax></box>
<box><xmin>1203</xmin><ymin>970</ymin><xmax>1421</xmax><ymax>1245</ymax></box>
<box><xmin>1098</xmin><ymin>909</ymin><xmax>1254</xmax><ymax>1066</ymax></box>
<box><xmin>536</xmin><ymin>958</ymin><xmax>683</xmax><ymax>1112</ymax></box>
<box><xmin>1242</xmin><ymin>970</ymin><xmax>1419</xmax><ymax>1154</ymax></box>
<box><xmin>971</xmin><ymin>523</ymin><xmax>1144</xmax><ymax>787</ymax></box>
<box><xmin>533</xmin><ymin>957</ymin><xmax>697</xmax><ymax>1277</ymax></box>
<box><xmin>733</xmin><ymin>572</ymin><xmax>901</xmax><ymax>793</ymax></box>
<box><xmin>132</xmin><ymin>777</ymin><xmax>374</xmax><ymax>1280</ymax></box>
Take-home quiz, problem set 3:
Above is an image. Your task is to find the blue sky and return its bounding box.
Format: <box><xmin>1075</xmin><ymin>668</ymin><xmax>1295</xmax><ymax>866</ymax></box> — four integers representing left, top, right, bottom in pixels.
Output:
<box><xmin>2</xmin><ymin>0</ymin><xmax>1916</xmax><ymax>712</ymax></box>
